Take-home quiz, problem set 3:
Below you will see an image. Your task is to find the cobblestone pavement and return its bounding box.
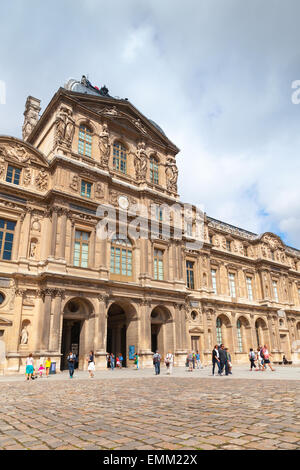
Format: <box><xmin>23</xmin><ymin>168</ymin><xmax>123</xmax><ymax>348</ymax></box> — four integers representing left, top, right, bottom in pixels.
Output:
<box><xmin>0</xmin><ymin>370</ymin><xmax>300</xmax><ymax>450</ymax></box>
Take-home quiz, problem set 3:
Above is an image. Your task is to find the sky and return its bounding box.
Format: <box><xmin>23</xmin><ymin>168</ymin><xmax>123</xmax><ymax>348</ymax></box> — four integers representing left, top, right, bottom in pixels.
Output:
<box><xmin>0</xmin><ymin>0</ymin><xmax>300</xmax><ymax>247</ymax></box>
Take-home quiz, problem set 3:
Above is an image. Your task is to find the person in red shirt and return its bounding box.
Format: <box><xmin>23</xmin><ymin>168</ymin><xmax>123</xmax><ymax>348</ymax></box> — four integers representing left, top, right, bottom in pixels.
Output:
<box><xmin>261</xmin><ymin>344</ymin><xmax>275</xmax><ymax>372</ymax></box>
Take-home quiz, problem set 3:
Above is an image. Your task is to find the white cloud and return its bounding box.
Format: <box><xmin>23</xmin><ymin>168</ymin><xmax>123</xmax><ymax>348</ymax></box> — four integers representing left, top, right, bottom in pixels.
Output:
<box><xmin>0</xmin><ymin>0</ymin><xmax>299</xmax><ymax>247</ymax></box>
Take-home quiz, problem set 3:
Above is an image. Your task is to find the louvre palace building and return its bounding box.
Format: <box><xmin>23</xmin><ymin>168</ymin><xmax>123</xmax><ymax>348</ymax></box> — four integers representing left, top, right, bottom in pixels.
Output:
<box><xmin>0</xmin><ymin>75</ymin><xmax>300</xmax><ymax>374</ymax></box>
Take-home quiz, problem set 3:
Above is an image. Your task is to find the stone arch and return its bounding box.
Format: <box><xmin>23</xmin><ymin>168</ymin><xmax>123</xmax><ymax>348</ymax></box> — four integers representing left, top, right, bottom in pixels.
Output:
<box><xmin>106</xmin><ymin>300</ymin><xmax>138</xmax><ymax>367</ymax></box>
<box><xmin>216</xmin><ymin>313</ymin><xmax>232</xmax><ymax>347</ymax></box>
<box><xmin>296</xmin><ymin>321</ymin><xmax>300</xmax><ymax>340</ymax></box>
<box><xmin>60</xmin><ymin>296</ymin><xmax>95</xmax><ymax>371</ymax></box>
<box><xmin>76</xmin><ymin>118</ymin><xmax>96</xmax><ymax>135</ymax></box>
<box><xmin>236</xmin><ymin>315</ymin><xmax>251</xmax><ymax>352</ymax></box>
<box><xmin>150</xmin><ymin>305</ymin><xmax>174</xmax><ymax>357</ymax></box>
<box><xmin>255</xmin><ymin>317</ymin><xmax>269</xmax><ymax>348</ymax></box>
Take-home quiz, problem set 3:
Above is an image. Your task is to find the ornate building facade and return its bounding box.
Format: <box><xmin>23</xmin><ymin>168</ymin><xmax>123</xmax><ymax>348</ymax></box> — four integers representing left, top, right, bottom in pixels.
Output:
<box><xmin>0</xmin><ymin>76</ymin><xmax>300</xmax><ymax>374</ymax></box>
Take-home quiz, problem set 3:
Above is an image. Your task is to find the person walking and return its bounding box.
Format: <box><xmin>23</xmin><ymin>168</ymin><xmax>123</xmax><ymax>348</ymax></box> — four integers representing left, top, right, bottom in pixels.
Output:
<box><xmin>25</xmin><ymin>353</ymin><xmax>34</xmax><ymax>381</ymax></box>
<box><xmin>165</xmin><ymin>351</ymin><xmax>174</xmax><ymax>375</ymax></box>
<box><xmin>134</xmin><ymin>353</ymin><xmax>139</xmax><ymax>370</ymax></box>
<box><xmin>259</xmin><ymin>346</ymin><xmax>266</xmax><ymax>370</ymax></box>
<box><xmin>219</xmin><ymin>344</ymin><xmax>228</xmax><ymax>376</ymax></box>
<box><xmin>212</xmin><ymin>345</ymin><xmax>221</xmax><ymax>376</ymax></box>
<box><xmin>225</xmin><ymin>348</ymin><xmax>232</xmax><ymax>374</ymax></box>
<box><xmin>119</xmin><ymin>353</ymin><xmax>123</xmax><ymax>368</ymax></box>
<box><xmin>195</xmin><ymin>350</ymin><xmax>203</xmax><ymax>369</ymax></box>
<box><xmin>45</xmin><ymin>357</ymin><xmax>51</xmax><ymax>377</ymax></box>
<box><xmin>256</xmin><ymin>347</ymin><xmax>263</xmax><ymax>370</ymax></box>
<box><xmin>67</xmin><ymin>351</ymin><xmax>76</xmax><ymax>378</ymax></box>
<box><xmin>249</xmin><ymin>348</ymin><xmax>257</xmax><ymax>371</ymax></box>
<box><xmin>87</xmin><ymin>350</ymin><xmax>95</xmax><ymax>378</ymax></box>
<box><xmin>261</xmin><ymin>344</ymin><xmax>275</xmax><ymax>371</ymax></box>
<box><xmin>187</xmin><ymin>351</ymin><xmax>194</xmax><ymax>372</ymax></box>
<box><xmin>153</xmin><ymin>351</ymin><xmax>161</xmax><ymax>375</ymax></box>
<box><xmin>110</xmin><ymin>353</ymin><xmax>115</xmax><ymax>371</ymax></box>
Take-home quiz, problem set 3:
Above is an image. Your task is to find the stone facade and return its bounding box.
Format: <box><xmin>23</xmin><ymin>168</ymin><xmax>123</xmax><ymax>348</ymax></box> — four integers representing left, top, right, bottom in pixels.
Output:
<box><xmin>0</xmin><ymin>77</ymin><xmax>300</xmax><ymax>374</ymax></box>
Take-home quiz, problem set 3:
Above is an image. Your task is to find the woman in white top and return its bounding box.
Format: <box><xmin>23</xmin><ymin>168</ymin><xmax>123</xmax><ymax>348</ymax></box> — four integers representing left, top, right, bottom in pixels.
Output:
<box><xmin>165</xmin><ymin>352</ymin><xmax>174</xmax><ymax>375</ymax></box>
<box><xmin>25</xmin><ymin>353</ymin><xmax>34</xmax><ymax>381</ymax></box>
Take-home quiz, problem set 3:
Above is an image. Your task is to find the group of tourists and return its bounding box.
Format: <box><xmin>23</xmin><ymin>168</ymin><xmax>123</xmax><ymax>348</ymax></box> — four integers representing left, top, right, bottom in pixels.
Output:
<box><xmin>106</xmin><ymin>353</ymin><xmax>124</xmax><ymax>370</ymax></box>
<box><xmin>25</xmin><ymin>354</ymin><xmax>51</xmax><ymax>380</ymax></box>
<box><xmin>212</xmin><ymin>344</ymin><xmax>233</xmax><ymax>376</ymax></box>
<box><xmin>185</xmin><ymin>350</ymin><xmax>204</xmax><ymax>371</ymax></box>
<box><xmin>248</xmin><ymin>344</ymin><xmax>275</xmax><ymax>372</ymax></box>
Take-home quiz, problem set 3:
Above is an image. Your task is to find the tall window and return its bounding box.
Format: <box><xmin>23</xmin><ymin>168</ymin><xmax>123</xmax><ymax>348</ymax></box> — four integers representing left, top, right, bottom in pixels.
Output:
<box><xmin>0</xmin><ymin>219</ymin><xmax>16</xmax><ymax>260</ymax></box>
<box><xmin>226</xmin><ymin>240</ymin><xmax>231</xmax><ymax>251</ymax></box>
<box><xmin>74</xmin><ymin>230</ymin><xmax>90</xmax><ymax>268</ymax></box>
<box><xmin>216</xmin><ymin>318</ymin><xmax>222</xmax><ymax>344</ymax></box>
<box><xmin>81</xmin><ymin>180</ymin><xmax>92</xmax><ymax>198</ymax></box>
<box><xmin>246</xmin><ymin>277</ymin><xmax>253</xmax><ymax>300</ymax></box>
<box><xmin>272</xmin><ymin>280</ymin><xmax>279</xmax><ymax>302</ymax></box>
<box><xmin>155</xmin><ymin>206</ymin><xmax>163</xmax><ymax>222</ymax></box>
<box><xmin>237</xmin><ymin>320</ymin><xmax>243</xmax><ymax>352</ymax></box>
<box><xmin>229</xmin><ymin>273</ymin><xmax>236</xmax><ymax>297</ymax></box>
<box><xmin>78</xmin><ymin>125</ymin><xmax>92</xmax><ymax>157</ymax></box>
<box><xmin>150</xmin><ymin>156</ymin><xmax>159</xmax><ymax>184</ymax></box>
<box><xmin>154</xmin><ymin>249</ymin><xmax>164</xmax><ymax>280</ymax></box>
<box><xmin>186</xmin><ymin>223</ymin><xmax>193</xmax><ymax>237</ymax></box>
<box><xmin>113</xmin><ymin>142</ymin><xmax>127</xmax><ymax>173</ymax></box>
<box><xmin>110</xmin><ymin>234</ymin><xmax>132</xmax><ymax>278</ymax></box>
<box><xmin>186</xmin><ymin>261</ymin><xmax>195</xmax><ymax>289</ymax></box>
<box><xmin>211</xmin><ymin>269</ymin><xmax>217</xmax><ymax>294</ymax></box>
<box><xmin>6</xmin><ymin>166</ymin><xmax>21</xmax><ymax>185</ymax></box>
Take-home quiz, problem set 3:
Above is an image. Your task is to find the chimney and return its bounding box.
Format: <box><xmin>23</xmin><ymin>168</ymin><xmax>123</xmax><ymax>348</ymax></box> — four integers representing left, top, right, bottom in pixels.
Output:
<box><xmin>22</xmin><ymin>96</ymin><xmax>41</xmax><ymax>141</ymax></box>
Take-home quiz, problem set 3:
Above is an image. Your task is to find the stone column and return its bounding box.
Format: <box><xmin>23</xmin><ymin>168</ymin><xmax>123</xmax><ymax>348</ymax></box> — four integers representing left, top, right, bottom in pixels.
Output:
<box><xmin>12</xmin><ymin>217</ymin><xmax>22</xmax><ymax>260</ymax></box>
<box><xmin>49</xmin><ymin>289</ymin><xmax>65</xmax><ymax>352</ymax></box>
<box><xmin>58</xmin><ymin>210</ymin><xmax>68</xmax><ymax>260</ymax></box>
<box><xmin>50</xmin><ymin>208</ymin><xmax>58</xmax><ymax>258</ymax></box>
<box><xmin>267</xmin><ymin>315</ymin><xmax>276</xmax><ymax>351</ymax></box>
<box><xmin>19</xmin><ymin>209</ymin><xmax>31</xmax><ymax>258</ymax></box>
<box><xmin>174</xmin><ymin>304</ymin><xmax>188</xmax><ymax>365</ymax></box>
<box><xmin>38</xmin><ymin>289</ymin><xmax>54</xmax><ymax>352</ymax></box>
<box><xmin>94</xmin><ymin>295</ymin><xmax>108</xmax><ymax>368</ymax></box>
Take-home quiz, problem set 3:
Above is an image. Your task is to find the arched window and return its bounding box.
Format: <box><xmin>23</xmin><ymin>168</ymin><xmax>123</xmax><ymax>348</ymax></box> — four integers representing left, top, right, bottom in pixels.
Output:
<box><xmin>113</xmin><ymin>142</ymin><xmax>127</xmax><ymax>174</ymax></box>
<box><xmin>150</xmin><ymin>156</ymin><xmax>159</xmax><ymax>184</ymax></box>
<box><xmin>237</xmin><ymin>319</ymin><xmax>243</xmax><ymax>352</ymax></box>
<box><xmin>216</xmin><ymin>317</ymin><xmax>222</xmax><ymax>345</ymax></box>
<box><xmin>78</xmin><ymin>125</ymin><xmax>92</xmax><ymax>157</ymax></box>
<box><xmin>110</xmin><ymin>234</ymin><xmax>132</xmax><ymax>279</ymax></box>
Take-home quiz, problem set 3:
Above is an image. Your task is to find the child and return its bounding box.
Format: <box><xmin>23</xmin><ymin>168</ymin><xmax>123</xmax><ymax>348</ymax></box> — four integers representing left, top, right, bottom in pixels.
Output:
<box><xmin>116</xmin><ymin>356</ymin><xmax>120</xmax><ymax>368</ymax></box>
<box><xmin>45</xmin><ymin>357</ymin><xmax>51</xmax><ymax>377</ymax></box>
<box><xmin>38</xmin><ymin>364</ymin><xmax>45</xmax><ymax>377</ymax></box>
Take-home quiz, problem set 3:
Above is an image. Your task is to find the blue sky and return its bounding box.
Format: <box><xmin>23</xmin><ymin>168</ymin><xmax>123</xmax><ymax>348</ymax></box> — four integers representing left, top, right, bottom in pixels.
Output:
<box><xmin>0</xmin><ymin>0</ymin><xmax>299</xmax><ymax>247</ymax></box>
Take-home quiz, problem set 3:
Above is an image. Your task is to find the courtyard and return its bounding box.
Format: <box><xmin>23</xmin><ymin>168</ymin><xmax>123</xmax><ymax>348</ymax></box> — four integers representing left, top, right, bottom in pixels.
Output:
<box><xmin>0</xmin><ymin>365</ymin><xmax>299</xmax><ymax>450</ymax></box>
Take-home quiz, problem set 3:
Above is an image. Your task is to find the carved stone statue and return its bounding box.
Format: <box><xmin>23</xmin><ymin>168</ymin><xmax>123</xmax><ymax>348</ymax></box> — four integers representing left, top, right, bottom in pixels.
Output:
<box><xmin>22</xmin><ymin>96</ymin><xmax>41</xmax><ymax>141</ymax></box>
<box><xmin>99</xmin><ymin>123</ymin><xmax>110</xmax><ymax>169</ymax></box>
<box><xmin>95</xmin><ymin>182</ymin><xmax>104</xmax><ymax>199</ymax></box>
<box><xmin>55</xmin><ymin>105</ymin><xmax>74</xmax><ymax>148</ymax></box>
<box><xmin>70</xmin><ymin>175</ymin><xmax>79</xmax><ymax>191</ymax></box>
<box><xmin>165</xmin><ymin>157</ymin><xmax>178</xmax><ymax>193</ymax></box>
<box><xmin>30</xmin><ymin>241</ymin><xmax>37</xmax><ymax>258</ymax></box>
<box><xmin>134</xmin><ymin>141</ymin><xmax>147</xmax><ymax>181</ymax></box>
<box><xmin>20</xmin><ymin>326</ymin><xmax>29</xmax><ymax>345</ymax></box>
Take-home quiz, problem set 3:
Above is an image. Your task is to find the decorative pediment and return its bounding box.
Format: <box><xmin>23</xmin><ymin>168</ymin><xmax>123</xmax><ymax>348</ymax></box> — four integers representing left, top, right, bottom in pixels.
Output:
<box><xmin>189</xmin><ymin>327</ymin><xmax>204</xmax><ymax>334</ymax></box>
<box><xmin>259</xmin><ymin>232</ymin><xmax>285</xmax><ymax>251</ymax></box>
<box><xmin>0</xmin><ymin>136</ymin><xmax>48</xmax><ymax>167</ymax></box>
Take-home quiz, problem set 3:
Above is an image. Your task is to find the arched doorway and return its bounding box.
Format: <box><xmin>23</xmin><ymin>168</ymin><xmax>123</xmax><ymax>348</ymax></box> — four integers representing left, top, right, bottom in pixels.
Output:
<box><xmin>151</xmin><ymin>306</ymin><xmax>173</xmax><ymax>356</ymax></box>
<box><xmin>215</xmin><ymin>314</ymin><xmax>231</xmax><ymax>347</ymax></box>
<box><xmin>236</xmin><ymin>316</ymin><xmax>251</xmax><ymax>352</ymax></box>
<box><xmin>106</xmin><ymin>301</ymin><xmax>137</xmax><ymax>367</ymax></box>
<box><xmin>255</xmin><ymin>318</ymin><xmax>268</xmax><ymax>348</ymax></box>
<box><xmin>60</xmin><ymin>298</ymin><xmax>94</xmax><ymax>371</ymax></box>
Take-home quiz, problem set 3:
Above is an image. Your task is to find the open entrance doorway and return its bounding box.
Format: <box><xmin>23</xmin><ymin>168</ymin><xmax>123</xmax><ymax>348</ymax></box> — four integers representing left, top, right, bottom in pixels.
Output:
<box><xmin>150</xmin><ymin>306</ymin><xmax>174</xmax><ymax>356</ymax></box>
<box><xmin>107</xmin><ymin>303</ymin><xmax>127</xmax><ymax>367</ymax></box>
<box><xmin>60</xmin><ymin>319</ymin><xmax>82</xmax><ymax>370</ymax></box>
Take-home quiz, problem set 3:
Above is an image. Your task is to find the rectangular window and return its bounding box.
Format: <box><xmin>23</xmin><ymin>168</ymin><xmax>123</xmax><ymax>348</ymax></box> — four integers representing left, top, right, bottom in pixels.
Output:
<box><xmin>273</xmin><ymin>280</ymin><xmax>279</xmax><ymax>302</ymax></box>
<box><xmin>186</xmin><ymin>223</ymin><xmax>193</xmax><ymax>237</ymax></box>
<box><xmin>246</xmin><ymin>277</ymin><xmax>253</xmax><ymax>301</ymax></box>
<box><xmin>0</xmin><ymin>219</ymin><xmax>16</xmax><ymax>260</ymax></box>
<box><xmin>226</xmin><ymin>240</ymin><xmax>231</xmax><ymax>251</ymax></box>
<box><xmin>229</xmin><ymin>273</ymin><xmax>236</xmax><ymax>297</ymax></box>
<box><xmin>186</xmin><ymin>261</ymin><xmax>195</xmax><ymax>289</ymax></box>
<box><xmin>150</xmin><ymin>159</ymin><xmax>159</xmax><ymax>184</ymax></box>
<box><xmin>81</xmin><ymin>180</ymin><xmax>92</xmax><ymax>198</ymax></box>
<box><xmin>211</xmin><ymin>269</ymin><xmax>217</xmax><ymax>294</ymax></box>
<box><xmin>154</xmin><ymin>249</ymin><xmax>164</xmax><ymax>280</ymax></box>
<box><xmin>155</xmin><ymin>206</ymin><xmax>163</xmax><ymax>222</ymax></box>
<box><xmin>6</xmin><ymin>166</ymin><xmax>21</xmax><ymax>185</ymax></box>
<box><xmin>73</xmin><ymin>230</ymin><xmax>90</xmax><ymax>268</ymax></box>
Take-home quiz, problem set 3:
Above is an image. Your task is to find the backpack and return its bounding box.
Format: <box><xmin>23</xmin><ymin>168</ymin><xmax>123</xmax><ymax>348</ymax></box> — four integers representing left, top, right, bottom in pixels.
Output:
<box><xmin>249</xmin><ymin>351</ymin><xmax>255</xmax><ymax>360</ymax></box>
<box><xmin>260</xmin><ymin>349</ymin><xmax>265</xmax><ymax>359</ymax></box>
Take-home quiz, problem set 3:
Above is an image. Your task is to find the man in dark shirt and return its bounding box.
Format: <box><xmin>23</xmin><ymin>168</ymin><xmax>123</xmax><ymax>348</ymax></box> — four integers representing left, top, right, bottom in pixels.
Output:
<box><xmin>218</xmin><ymin>344</ymin><xmax>229</xmax><ymax>376</ymax></box>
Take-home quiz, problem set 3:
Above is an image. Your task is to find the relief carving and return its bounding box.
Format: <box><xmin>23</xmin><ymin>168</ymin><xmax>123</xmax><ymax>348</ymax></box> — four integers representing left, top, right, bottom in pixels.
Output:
<box><xmin>134</xmin><ymin>141</ymin><xmax>147</xmax><ymax>181</ymax></box>
<box><xmin>165</xmin><ymin>157</ymin><xmax>178</xmax><ymax>193</ymax></box>
<box><xmin>35</xmin><ymin>168</ymin><xmax>48</xmax><ymax>191</ymax></box>
<box><xmin>98</xmin><ymin>123</ymin><xmax>110</xmax><ymax>169</ymax></box>
<box><xmin>55</xmin><ymin>106</ymin><xmax>75</xmax><ymax>148</ymax></box>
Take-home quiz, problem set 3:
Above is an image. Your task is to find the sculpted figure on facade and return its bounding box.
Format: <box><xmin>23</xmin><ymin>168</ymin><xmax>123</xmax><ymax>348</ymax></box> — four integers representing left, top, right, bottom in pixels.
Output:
<box><xmin>23</xmin><ymin>167</ymin><xmax>31</xmax><ymax>186</ymax></box>
<box><xmin>98</xmin><ymin>123</ymin><xmax>110</xmax><ymax>169</ymax></box>
<box><xmin>20</xmin><ymin>325</ymin><xmax>29</xmax><ymax>345</ymax></box>
<box><xmin>95</xmin><ymin>182</ymin><xmax>104</xmax><ymax>199</ymax></box>
<box><xmin>55</xmin><ymin>105</ymin><xmax>75</xmax><ymax>148</ymax></box>
<box><xmin>165</xmin><ymin>157</ymin><xmax>178</xmax><ymax>193</ymax></box>
<box><xmin>134</xmin><ymin>141</ymin><xmax>148</xmax><ymax>181</ymax></box>
<box><xmin>35</xmin><ymin>168</ymin><xmax>48</xmax><ymax>191</ymax></box>
<box><xmin>70</xmin><ymin>174</ymin><xmax>79</xmax><ymax>192</ymax></box>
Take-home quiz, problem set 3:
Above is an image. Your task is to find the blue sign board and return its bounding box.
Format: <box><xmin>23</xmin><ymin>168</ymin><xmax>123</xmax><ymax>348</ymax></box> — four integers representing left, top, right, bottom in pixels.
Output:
<box><xmin>129</xmin><ymin>345</ymin><xmax>135</xmax><ymax>360</ymax></box>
